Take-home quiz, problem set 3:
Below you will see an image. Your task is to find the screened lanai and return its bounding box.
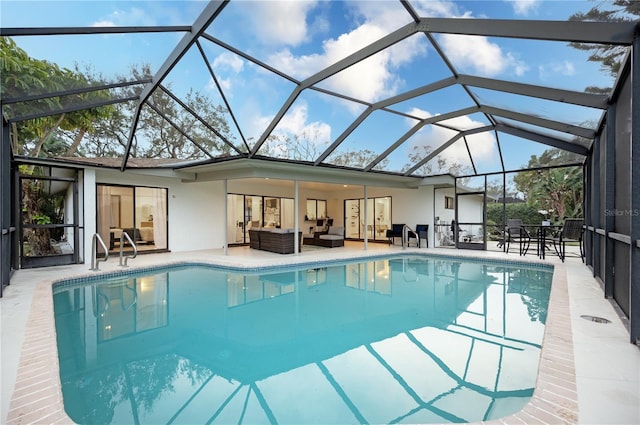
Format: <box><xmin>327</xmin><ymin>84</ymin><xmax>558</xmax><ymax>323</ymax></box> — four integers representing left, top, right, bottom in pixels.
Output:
<box><xmin>0</xmin><ymin>1</ymin><xmax>638</xmax><ymax>343</ymax></box>
<box><xmin>1</xmin><ymin>0</ymin><xmax>627</xmax><ymax>171</ymax></box>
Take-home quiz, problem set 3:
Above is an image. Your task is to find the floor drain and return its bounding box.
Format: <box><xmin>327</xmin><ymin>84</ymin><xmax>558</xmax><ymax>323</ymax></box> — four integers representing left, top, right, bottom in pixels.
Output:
<box><xmin>581</xmin><ymin>315</ymin><xmax>611</xmax><ymax>324</ymax></box>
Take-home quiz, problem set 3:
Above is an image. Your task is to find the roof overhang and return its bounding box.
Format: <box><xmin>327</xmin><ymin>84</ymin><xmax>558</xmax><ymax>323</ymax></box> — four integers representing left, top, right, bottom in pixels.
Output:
<box><xmin>183</xmin><ymin>158</ymin><xmax>431</xmax><ymax>189</ymax></box>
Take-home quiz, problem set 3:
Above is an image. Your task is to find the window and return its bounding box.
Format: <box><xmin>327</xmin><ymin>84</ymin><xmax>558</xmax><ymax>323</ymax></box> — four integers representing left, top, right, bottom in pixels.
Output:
<box><xmin>306</xmin><ymin>199</ymin><xmax>327</xmax><ymax>221</ymax></box>
<box><xmin>97</xmin><ymin>184</ymin><xmax>168</xmax><ymax>252</ymax></box>
<box><xmin>445</xmin><ymin>196</ymin><xmax>454</xmax><ymax>209</ymax></box>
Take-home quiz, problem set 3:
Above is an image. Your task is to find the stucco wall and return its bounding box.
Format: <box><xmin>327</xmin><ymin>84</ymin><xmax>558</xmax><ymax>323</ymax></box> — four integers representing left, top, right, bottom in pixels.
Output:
<box><xmin>88</xmin><ymin>170</ymin><xmax>223</xmax><ymax>257</ymax></box>
<box><xmin>84</xmin><ymin>171</ymin><xmax>443</xmax><ymax>257</ymax></box>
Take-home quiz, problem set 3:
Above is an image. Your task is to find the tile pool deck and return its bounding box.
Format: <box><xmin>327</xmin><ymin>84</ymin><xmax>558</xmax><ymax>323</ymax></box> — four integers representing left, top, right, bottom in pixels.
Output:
<box><xmin>1</xmin><ymin>243</ymin><xmax>638</xmax><ymax>424</ymax></box>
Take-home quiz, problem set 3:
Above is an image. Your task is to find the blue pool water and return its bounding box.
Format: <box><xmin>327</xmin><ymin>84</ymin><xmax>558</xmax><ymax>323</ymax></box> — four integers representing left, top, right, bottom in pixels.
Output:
<box><xmin>53</xmin><ymin>255</ymin><xmax>553</xmax><ymax>424</ymax></box>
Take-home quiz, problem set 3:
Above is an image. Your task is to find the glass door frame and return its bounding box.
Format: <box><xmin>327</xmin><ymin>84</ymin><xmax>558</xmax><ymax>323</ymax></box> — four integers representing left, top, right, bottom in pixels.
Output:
<box><xmin>343</xmin><ymin>196</ymin><xmax>391</xmax><ymax>242</ymax></box>
<box><xmin>18</xmin><ymin>165</ymin><xmax>81</xmax><ymax>268</ymax></box>
<box><xmin>227</xmin><ymin>193</ymin><xmax>295</xmax><ymax>246</ymax></box>
<box><xmin>96</xmin><ymin>184</ymin><xmax>168</xmax><ymax>254</ymax></box>
<box><xmin>455</xmin><ymin>190</ymin><xmax>487</xmax><ymax>251</ymax></box>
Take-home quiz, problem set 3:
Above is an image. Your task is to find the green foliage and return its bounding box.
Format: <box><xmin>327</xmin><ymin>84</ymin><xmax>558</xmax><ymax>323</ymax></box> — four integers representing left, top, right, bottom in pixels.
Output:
<box><xmin>64</xmin><ymin>64</ymin><xmax>236</xmax><ymax>160</ymax></box>
<box><xmin>31</xmin><ymin>213</ymin><xmax>51</xmax><ymax>225</ymax></box>
<box><xmin>486</xmin><ymin>203</ymin><xmax>544</xmax><ymax>226</ymax></box>
<box><xmin>513</xmin><ymin>148</ymin><xmax>584</xmax><ymax>222</ymax></box>
<box><xmin>569</xmin><ymin>1</ymin><xmax>639</xmax><ymax>87</ymax></box>
<box><xmin>1</xmin><ymin>36</ymin><xmax>114</xmax><ymax>158</ymax></box>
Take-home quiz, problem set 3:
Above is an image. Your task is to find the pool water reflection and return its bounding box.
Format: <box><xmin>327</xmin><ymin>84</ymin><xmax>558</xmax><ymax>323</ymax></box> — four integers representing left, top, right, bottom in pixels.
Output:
<box><xmin>53</xmin><ymin>255</ymin><xmax>552</xmax><ymax>424</ymax></box>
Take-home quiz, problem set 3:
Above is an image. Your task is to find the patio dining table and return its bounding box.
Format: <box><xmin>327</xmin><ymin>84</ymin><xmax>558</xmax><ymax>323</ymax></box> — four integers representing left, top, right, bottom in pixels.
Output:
<box><xmin>524</xmin><ymin>224</ymin><xmax>562</xmax><ymax>259</ymax></box>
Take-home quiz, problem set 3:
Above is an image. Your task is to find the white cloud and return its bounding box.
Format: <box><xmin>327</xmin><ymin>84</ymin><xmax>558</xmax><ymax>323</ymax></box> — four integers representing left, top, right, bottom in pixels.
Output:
<box><xmin>230</xmin><ymin>97</ymin><xmax>273</xmax><ymax>143</ymax></box>
<box><xmin>538</xmin><ymin>60</ymin><xmax>576</xmax><ymax>80</ymax></box>
<box><xmin>439</xmin><ymin>34</ymin><xmax>527</xmax><ymax>77</ymax></box>
<box><xmin>398</xmin><ymin>1</ymin><xmax>529</xmax><ymax>78</ymax></box>
<box><xmin>266</xmin><ymin>0</ymin><xmax>525</xmax><ymax>85</ymax></box>
<box><xmin>93</xmin><ymin>7</ymin><xmax>156</xmax><ymax>26</ymax></box>
<box><xmin>405</xmin><ymin>107</ymin><xmax>433</xmax><ymax>128</ymax></box>
<box><xmin>214</xmin><ymin>77</ymin><xmax>232</xmax><ymax>93</ymax></box>
<box><xmin>252</xmin><ymin>1</ymin><xmax>317</xmax><ymax>46</ymax></box>
<box><xmin>405</xmin><ymin>112</ymin><xmax>496</xmax><ymax>166</ymax></box>
<box><xmin>268</xmin><ymin>14</ymin><xmax>426</xmax><ymax>107</ymax></box>
<box><xmin>277</xmin><ymin>103</ymin><xmax>332</xmax><ymax>144</ymax></box>
<box><xmin>208</xmin><ymin>52</ymin><xmax>245</xmax><ymax>96</ymax></box>
<box><xmin>409</xmin><ymin>0</ymin><xmax>470</xmax><ymax>18</ymax></box>
<box><xmin>320</xmin><ymin>24</ymin><xmax>399</xmax><ymax>102</ymax></box>
<box><xmin>268</xmin><ymin>49</ymin><xmax>325</xmax><ymax>79</ymax></box>
<box><xmin>213</xmin><ymin>52</ymin><xmax>244</xmax><ymax>73</ymax></box>
<box><xmin>246</xmin><ymin>102</ymin><xmax>332</xmax><ymax>153</ymax></box>
<box><xmin>510</xmin><ymin>0</ymin><xmax>540</xmax><ymax>16</ymax></box>
<box><xmin>92</xmin><ymin>20</ymin><xmax>115</xmax><ymax>27</ymax></box>
<box><xmin>349</xmin><ymin>1</ymin><xmax>417</xmax><ymax>32</ymax></box>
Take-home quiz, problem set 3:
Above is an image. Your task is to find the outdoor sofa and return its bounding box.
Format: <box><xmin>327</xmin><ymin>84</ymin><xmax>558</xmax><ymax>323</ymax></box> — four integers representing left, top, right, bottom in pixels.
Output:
<box><xmin>303</xmin><ymin>226</ymin><xmax>345</xmax><ymax>248</ymax></box>
<box><xmin>248</xmin><ymin>228</ymin><xmax>303</xmax><ymax>254</ymax></box>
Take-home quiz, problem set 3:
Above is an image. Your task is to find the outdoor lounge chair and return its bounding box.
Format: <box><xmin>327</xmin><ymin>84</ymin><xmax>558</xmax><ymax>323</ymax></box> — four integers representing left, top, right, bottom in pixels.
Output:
<box><xmin>552</xmin><ymin>218</ymin><xmax>584</xmax><ymax>262</ymax></box>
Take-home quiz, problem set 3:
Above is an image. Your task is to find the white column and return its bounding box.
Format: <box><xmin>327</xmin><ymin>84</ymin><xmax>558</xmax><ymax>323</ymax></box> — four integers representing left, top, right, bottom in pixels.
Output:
<box><xmin>364</xmin><ymin>185</ymin><xmax>368</xmax><ymax>251</ymax></box>
<box><xmin>294</xmin><ymin>181</ymin><xmax>299</xmax><ymax>255</ymax></box>
<box><xmin>223</xmin><ymin>179</ymin><xmax>228</xmax><ymax>255</ymax></box>
<box><xmin>83</xmin><ymin>169</ymin><xmax>96</xmax><ymax>264</ymax></box>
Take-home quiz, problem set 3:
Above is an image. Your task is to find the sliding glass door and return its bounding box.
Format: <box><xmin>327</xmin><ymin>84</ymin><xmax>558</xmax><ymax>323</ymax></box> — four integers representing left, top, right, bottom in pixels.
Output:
<box><xmin>97</xmin><ymin>184</ymin><xmax>168</xmax><ymax>253</ymax></box>
<box><xmin>344</xmin><ymin>196</ymin><xmax>391</xmax><ymax>241</ymax></box>
<box><xmin>227</xmin><ymin>194</ymin><xmax>295</xmax><ymax>245</ymax></box>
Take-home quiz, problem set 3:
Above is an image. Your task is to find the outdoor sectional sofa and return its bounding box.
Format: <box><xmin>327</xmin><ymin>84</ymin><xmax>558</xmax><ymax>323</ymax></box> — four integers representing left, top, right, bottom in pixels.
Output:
<box><xmin>248</xmin><ymin>228</ymin><xmax>303</xmax><ymax>254</ymax></box>
<box><xmin>303</xmin><ymin>226</ymin><xmax>345</xmax><ymax>248</ymax></box>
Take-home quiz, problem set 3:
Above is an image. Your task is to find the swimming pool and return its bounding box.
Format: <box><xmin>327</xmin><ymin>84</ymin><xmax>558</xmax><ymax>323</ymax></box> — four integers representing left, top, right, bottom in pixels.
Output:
<box><xmin>52</xmin><ymin>254</ymin><xmax>552</xmax><ymax>424</ymax></box>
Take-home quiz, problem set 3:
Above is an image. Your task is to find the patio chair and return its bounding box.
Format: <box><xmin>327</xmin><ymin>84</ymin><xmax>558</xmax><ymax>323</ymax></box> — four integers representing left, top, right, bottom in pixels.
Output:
<box><xmin>386</xmin><ymin>223</ymin><xmax>405</xmax><ymax>245</ymax></box>
<box><xmin>505</xmin><ymin>219</ymin><xmax>532</xmax><ymax>255</ymax></box>
<box><xmin>552</xmin><ymin>218</ymin><xmax>584</xmax><ymax>262</ymax></box>
<box><xmin>495</xmin><ymin>225</ymin><xmax>508</xmax><ymax>249</ymax></box>
<box><xmin>405</xmin><ymin>225</ymin><xmax>421</xmax><ymax>247</ymax></box>
<box><xmin>406</xmin><ymin>224</ymin><xmax>428</xmax><ymax>247</ymax></box>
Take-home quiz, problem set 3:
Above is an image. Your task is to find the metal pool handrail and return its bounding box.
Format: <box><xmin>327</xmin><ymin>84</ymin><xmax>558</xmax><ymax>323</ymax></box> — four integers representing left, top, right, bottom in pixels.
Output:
<box><xmin>119</xmin><ymin>231</ymin><xmax>137</xmax><ymax>267</ymax></box>
<box><xmin>90</xmin><ymin>233</ymin><xmax>109</xmax><ymax>271</ymax></box>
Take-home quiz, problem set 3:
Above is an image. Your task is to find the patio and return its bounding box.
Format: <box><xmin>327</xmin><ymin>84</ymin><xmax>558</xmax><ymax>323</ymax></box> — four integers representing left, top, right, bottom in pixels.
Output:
<box><xmin>1</xmin><ymin>243</ymin><xmax>638</xmax><ymax>424</ymax></box>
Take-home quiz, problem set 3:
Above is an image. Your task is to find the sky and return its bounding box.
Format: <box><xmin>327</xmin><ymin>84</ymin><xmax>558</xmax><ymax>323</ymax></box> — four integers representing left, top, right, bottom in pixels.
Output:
<box><xmin>1</xmin><ymin>0</ymin><xmax>619</xmax><ymax>178</ymax></box>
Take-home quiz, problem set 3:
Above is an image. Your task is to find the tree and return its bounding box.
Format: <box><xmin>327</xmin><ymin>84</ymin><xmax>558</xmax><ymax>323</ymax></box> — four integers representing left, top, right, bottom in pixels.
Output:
<box><xmin>59</xmin><ymin>64</ymin><xmax>237</xmax><ymax>160</ymax></box>
<box><xmin>402</xmin><ymin>144</ymin><xmax>472</xmax><ymax>176</ymax></box>
<box><xmin>569</xmin><ymin>1</ymin><xmax>640</xmax><ymax>92</ymax></box>
<box><xmin>2</xmin><ymin>38</ymin><xmax>115</xmax><ymax>257</ymax></box>
<box><xmin>331</xmin><ymin>148</ymin><xmax>388</xmax><ymax>169</ymax></box>
<box><xmin>139</xmin><ymin>88</ymin><xmax>235</xmax><ymax>159</ymax></box>
<box><xmin>1</xmin><ymin>37</ymin><xmax>113</xmax><ymax>158</ymax></box>
<box><xmin>513</xmin><ymin>149</ymin><xmax>584</xmax><ymax>222</ymax></box>
<box><xmin>255</xmin><ymin>128</ymin><xmax>329</xmax><ymax>162</ymax></box>
<box><xmin>21</xmin><ymin>169</ymin><xmax>66</xmax><ymax>256</ymax></box>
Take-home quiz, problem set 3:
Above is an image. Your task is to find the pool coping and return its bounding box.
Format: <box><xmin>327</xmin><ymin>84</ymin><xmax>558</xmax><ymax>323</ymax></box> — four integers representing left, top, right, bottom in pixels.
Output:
<box><xmin>5</xmin><ymin>251</ymin><xmax>576</xmax><ymax>424</ymax></box>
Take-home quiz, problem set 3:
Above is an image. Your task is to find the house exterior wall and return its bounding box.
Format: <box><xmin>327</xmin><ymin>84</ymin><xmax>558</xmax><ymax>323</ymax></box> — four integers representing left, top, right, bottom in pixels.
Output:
<box><xmin>82</xmin><ymin>171</ymin><xmax>445</xmax><ymax>260</ymax></box>
<box><xmin>86</xmin><ymin>170</ymin><xmax>222</xmax><ymax>260</ymax></box>
<box><xmin>434</xmin><ymin>187</ymin><xmax>455</xmax><ymax>226</ymax></box>
<box><xmin>83</xmin><ymin>169</ymin><xmax>97</xmax><ymax>261</ymax></box>
<box><xmin>458</xmin><ymin>195</ymin><xmax>484</xmax><ymax>223</ymax></box>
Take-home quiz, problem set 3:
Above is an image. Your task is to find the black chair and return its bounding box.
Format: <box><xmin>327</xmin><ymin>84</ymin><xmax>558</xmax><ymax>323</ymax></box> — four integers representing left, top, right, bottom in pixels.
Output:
<box><xmin>414</xmin><ymin>224</ymin><xmax>429</xmax><ymax>247</ymax></box>
<box><xmin>552</xmin><ymin>218</ymin><xmax>584</xmax><ymax>262</ymax></box>
<box><xmin>505</xmin><ymin>219</ymin><xmax>532</xmax><ymax>255</ymax></box>
<box><xmin>386</xmin><ymin>223</ymin><xmax>405</xmax><ymax>245</ymax></box>
<box><xmin>495</xmin><ymin>225</ymin><xmax>508</xmax><ymax>249</ymax></box>
<box><xmin>406</xmin><ymin>227</ymin><xmax>419</xmax><ymax>247</ymax></box>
